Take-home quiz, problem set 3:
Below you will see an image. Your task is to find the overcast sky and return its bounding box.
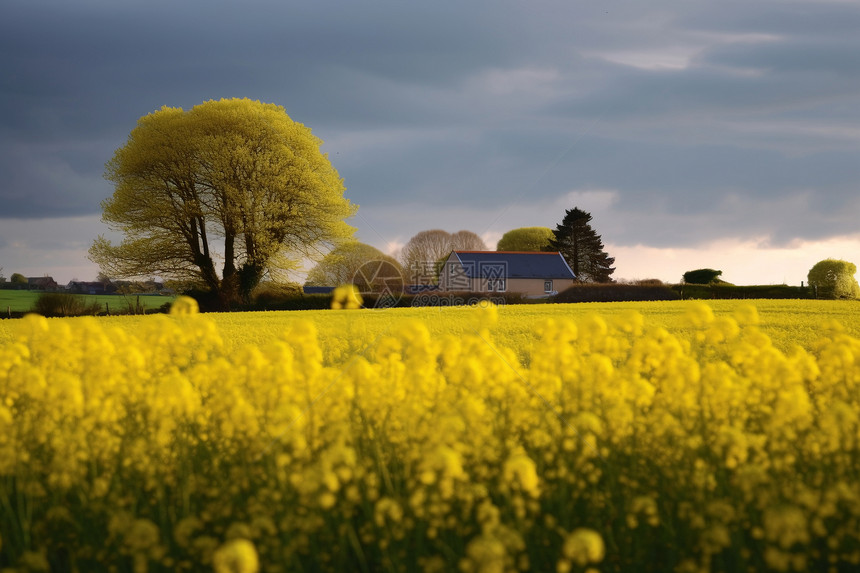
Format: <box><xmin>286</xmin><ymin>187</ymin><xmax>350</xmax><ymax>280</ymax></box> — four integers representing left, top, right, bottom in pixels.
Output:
<box><xmin>2</xmin><ymin>0</ymin><xmax>859</xmax><ymax>285</ymax></box>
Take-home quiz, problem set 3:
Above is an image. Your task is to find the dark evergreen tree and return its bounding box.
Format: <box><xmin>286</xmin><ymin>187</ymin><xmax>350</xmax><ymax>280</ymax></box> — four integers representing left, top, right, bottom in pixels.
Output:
<box><xmin>547</xmin><ymin>207</ymin><xmax>616</xmax><ymax>283</ymax></box>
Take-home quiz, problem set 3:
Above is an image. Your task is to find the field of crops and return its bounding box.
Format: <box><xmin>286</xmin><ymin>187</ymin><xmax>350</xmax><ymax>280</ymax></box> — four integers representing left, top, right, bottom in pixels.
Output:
<box><xmin>2</xmin><ymin>298</ymin><xmax>860</xmax><ymax>572</ymax></box>
<box><xmin>0</xmin><ymin>290</ymin><xmax>174</xmax><ymax>315</ymax></box>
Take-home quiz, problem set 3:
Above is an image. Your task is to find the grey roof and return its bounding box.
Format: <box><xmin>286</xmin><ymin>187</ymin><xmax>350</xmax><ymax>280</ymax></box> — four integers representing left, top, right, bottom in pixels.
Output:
<box><xmin>450</xmin><ymin>251</ymin><xmax>575</xmax><ymax>279</ymax></box>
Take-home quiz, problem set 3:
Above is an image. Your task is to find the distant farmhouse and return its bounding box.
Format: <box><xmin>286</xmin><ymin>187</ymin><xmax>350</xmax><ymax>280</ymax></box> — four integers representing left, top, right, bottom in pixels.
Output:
<box><xmin>67</xmin><ymin>281</ymin><xmax>115</xmax><ymax>295</ymax></box>
<box><xmin>27</xmin><ymin>276</ymin><xmax>59</xmax><ymax>291</ymax></box>
<box><xmin>439</xmin><ymin>251</ymin><xmax>576</xmax><ymax>296</ymax></box>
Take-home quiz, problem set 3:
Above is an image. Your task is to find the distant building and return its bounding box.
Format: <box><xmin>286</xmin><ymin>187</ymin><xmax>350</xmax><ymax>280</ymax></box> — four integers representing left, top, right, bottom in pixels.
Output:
<box><xmin>27</xmin><ymin>276</ymin><xmax>59</xmax><ymax>291</ymax></box>
<box><xmin>438</xmin><ymin>251</ymin><xmax>576</xmax><ymax>297</ymax></box>
<box><xmin>66</xmin><ymin>281</ymin><xmax>109</xmax><ymax>295</ymax></box>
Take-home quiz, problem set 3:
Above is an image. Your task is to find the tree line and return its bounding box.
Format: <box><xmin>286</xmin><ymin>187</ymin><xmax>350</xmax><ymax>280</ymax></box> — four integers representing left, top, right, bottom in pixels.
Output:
<box><xmin>88</xmin><ymin>98</ymin><xmax>857</xmax><ymax>305</ymax></box>
<box><xmin>304</xmin><ymin>209</ymin><xmax>617</xmax><ymax>288</ymax></box>
<box><xmin>90</xmin><ymin>98</ymin><xmax>617</xmax><ymax>306</ymax></box>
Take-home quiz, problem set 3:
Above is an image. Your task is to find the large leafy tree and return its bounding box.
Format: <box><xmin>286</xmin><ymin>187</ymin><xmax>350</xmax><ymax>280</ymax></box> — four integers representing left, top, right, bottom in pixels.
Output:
<box><xmin>449</xmin><ymin>230</ymin><xmax>488</xmax><ymax>252</ymax></box>
<box><xmin>807</xmin><ymin>259</ymin><xmax>860</xmax><ymax>299</ymax></box>
<box><xmin>90</xmin><ymin>99</ymin><xmax>356</xmax><ymax>307</ymax></box>
<box><xmin>305</xmin><ymin>242</ymin><xmax>402</xmax><ymax>290</ymax></box>
<box><xmin>547</xmin><ymin>207</ymin><xmax>615</xmax><ymax>283</ymax></box>
<box><xmin>497</xmin><ymin>226</ymin><xmax>554</xmax><ymax>251</ymax></box>
<box><xmin>399</xmin><ymin>229</ymin><xmax>487</xmax><ymax>284</ymax></box>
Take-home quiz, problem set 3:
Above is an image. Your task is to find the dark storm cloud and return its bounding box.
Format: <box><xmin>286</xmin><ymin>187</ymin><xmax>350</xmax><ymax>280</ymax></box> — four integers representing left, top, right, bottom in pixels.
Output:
<box><xmin>1</xmin><ymin>0</ymin><xmax>858</xmax><ymax>252</ymax></box>
<box><xmin>0</xmin><ymin>0</ymin><xmax>537</xmax><ymax>218</ymax></box>
<box><xmin>702</xmin><ymin>38</ymin><xmax>860</xmax><ymax>76</ymax></box>
<box><xmin>548</xmin><ymin>65</ymin><xmax>859</xmax><ymax>121</ymax></box>
<box><xmin>682</xmin><ymin>0</ymin><xmax>860</xmax><ymax>38</ymax></box>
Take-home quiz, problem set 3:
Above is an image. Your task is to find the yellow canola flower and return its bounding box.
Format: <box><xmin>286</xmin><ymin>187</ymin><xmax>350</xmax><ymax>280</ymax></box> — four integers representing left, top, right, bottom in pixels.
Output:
<box><xmin>374</xmin><ymin>497</ymin><xmax>404</xmax><ymax>527</ymax></box>
<box><xmin>213</xmin><ymin>538</ymin><xmax>260</xmax><ymax>573</ymax></box>
<box><xmin>418</xmin><ymin>445</ymin><xmax>466</xmax><ymax>485</ymax></box>
<box><xmin>502</xmin><ymin>449</ymin><xmax>541</xmax><ymax>498</ymax></box>
<box><xmin>170</xmin><ymin>295</ymin><xmax>199</xmax><ymax>315</ymax></box>
<box><xmin>683</xmin><ymin>301</ymin><xmax>715</xmax><ymax>328</ymax></box>
<box><xmin>471</xmin><ymin>299</ymin><xmax>499</xmax><ymax>330</ymax></box>
<box><xmin>460</xmin><ymin>532</ymin><xmax>507</xmax><ymax>573</ymax></box>
<box><xmin>331</xmin><ymin>284</ymin><xmax>363</xmax><ymax>309</ymax></box>
<box><xmin>562</xmin><ymin>528</ymin><xmax>605</xmax><ymax>566</ymax></box>
<box><xmin>628</xmin><ymin>495</ymin><xmax>660</xmax><ymax>528</ymax></box>
<box><xmin>124</xmin><ymin>518</ymin><xmax>160</xmax><ymax>553</ymax></box>
<box><xmin>763</xmin><ymin>505</ymin><xmax>810</xmax><ymax>550</ymax></box>
<box><xmin>2</xmin><ymin>300</ymin><xmax>860</xmax><ymax>572</ymax></box>
<box><xmin>733</xmin><ymin>304</ymin><xmax>760</xmax><ymax>326</ymax></box>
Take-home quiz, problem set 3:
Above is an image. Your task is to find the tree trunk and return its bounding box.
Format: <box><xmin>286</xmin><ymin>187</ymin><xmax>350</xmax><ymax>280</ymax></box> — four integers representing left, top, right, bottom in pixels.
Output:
<box><xmin>219</xmin><ymin>231</ymin><xmax>240</xmax><ymax>309</ymax></box>
<box><xmin>238</xmin><ymin>262</ymin><xmax>264</xmax><ymax>304</ymax></box>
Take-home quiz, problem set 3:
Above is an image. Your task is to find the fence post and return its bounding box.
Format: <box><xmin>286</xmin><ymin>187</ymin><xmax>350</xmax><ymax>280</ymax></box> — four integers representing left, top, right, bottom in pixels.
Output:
<box><xmin>106</xmin><ymin>302</ymin><xmax>110</xmax><ymax>315</ymax></box>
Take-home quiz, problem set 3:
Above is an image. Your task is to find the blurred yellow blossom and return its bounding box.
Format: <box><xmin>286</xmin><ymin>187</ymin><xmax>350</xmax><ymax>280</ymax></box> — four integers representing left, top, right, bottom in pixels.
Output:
<box><xmin>0</xmin><ymin>301</ymin><xmax>859</xmax><ymax>572</ymax></box>
<box><xmin>331</xmin><ymin>284</ymin><xmax>363</xmax><ymax>309</ymax></box>
<box><xmin>213</xmin><ymin>538</ymin><xmax>259</xmax><ymax>573</ymax></box>
<box><xmin>562</xmin><ymin>528</ymin><xmax>605</xmax><ymax>566</ymax></box>
<box><xmin>170</xmin><ymin>295</ymin><xmax>199</xmax><ymax>315</ymax></box>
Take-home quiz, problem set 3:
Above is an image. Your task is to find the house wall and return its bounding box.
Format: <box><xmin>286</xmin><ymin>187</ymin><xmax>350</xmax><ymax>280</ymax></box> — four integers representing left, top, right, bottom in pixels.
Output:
<box><xmin>439</xmin><ymin>255</ymin><xmax>469</xmax><ymax>291</ymax></box>
<box><xmin>439</xmin><ymin>253</ymin><xmax>576</xmax><ymax>295</ymax></box>
<box><xmin>506</xmin><ymin>278</ymin><xmax>576</xmax><ymax>296</ymax></box>
<box><xmin>441</xmin><ymin>272</ymin><xmax>576</xmax><ymax>296</ymax></box>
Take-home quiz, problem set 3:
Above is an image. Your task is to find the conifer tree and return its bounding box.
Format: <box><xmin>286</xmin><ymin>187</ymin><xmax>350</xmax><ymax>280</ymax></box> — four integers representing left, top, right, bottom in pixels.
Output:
<box><xmin>548</xmin><ymin>207</ymin><xmax>615</xmax><ymax>282</ymax></box>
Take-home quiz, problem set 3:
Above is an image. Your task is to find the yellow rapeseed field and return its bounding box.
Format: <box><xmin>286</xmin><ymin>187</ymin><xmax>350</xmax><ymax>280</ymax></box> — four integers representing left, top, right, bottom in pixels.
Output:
<box><xmin>1</xmin><ymin>297</ymin><xmax>859</xmax><ymax>572</ymax></box>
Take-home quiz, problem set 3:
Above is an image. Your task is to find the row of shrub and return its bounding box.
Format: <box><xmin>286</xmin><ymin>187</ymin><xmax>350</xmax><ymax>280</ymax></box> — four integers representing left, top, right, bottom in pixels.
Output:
<box><xmin>552</xmin><ymin>281</ymin><xmax>838</xmax><ymax>303</ymax></box>
<box><xmin>31</xmin><ymin>293</ymin><xmax>104</xmax><ymax>317</ymax></box>
<box><xmin>553</xmin><ymin>282</ymin><xmax>680</xmax><ymax>303</ymax></box>
<box><xmin>672</xmin><ymin>283</ymin><xmax>814</xmax><ymax>300</ymax></box>
<box><xmin>13</xmin><ymin>281</ymin><xmax>833</xmax><ymax>318</ymax></box>
<box><xmin>244</xmin><ymin>289</ymin><xmax>534</xmax><ymax>311</ymax></box>
<box><xmin>8</xmin><ymin>293</ymin><xmax>174</xmax><ymax>319</ymax></box>
<box><xmin>189</xmin><ymin>282</ymin><xmax>827</xmax><ymax>312</ymax></box>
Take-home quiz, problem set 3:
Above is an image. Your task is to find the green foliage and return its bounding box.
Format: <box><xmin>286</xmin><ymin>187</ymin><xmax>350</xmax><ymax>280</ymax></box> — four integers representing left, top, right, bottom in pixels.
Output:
<box><xmin>682</xmin><ymin>268</ymin><xmax>723</xmax><ymax>284</ymax></box>
<box><xmin>306</xmin><ymin>242</ymin><xmax>402</xmax><ymax>289</ymax></box>
<box><xmin>548</xmin><ymin>208</ymin><xmax>615</xmax><ymax>283</ymax></box>
<box><xmin>251</xmin><ymin>282</ymin><xmax>304</xmax><ymax>305</ymax></box>
<box><xmin>32</xmin><ymin>292</ymin><xmax>102</xmax><ymax>317</ymax></box>
<box><xmin>496</xmin><ymin>227</ymin><xmax>554</xmax><ymax>251</ymax></box>
<box><xmin>631</xmin><ymin>278</ymin><xmax>665</xmax><ymax>287</ymax></box>
<box><xmin>673</xmin><ymin>283</ymin><xmax>813</xmax><ymax>300</ymax></box>
<box><xmin>0</xmin><ymin>290</ymin><xmax>175</xmax><ymax>315</ymax></box>
<box><xmin>91</xmin><ymin>98</ymin><xmax>356</xmax><ymax>308</ymax></box>
<box><xmin>554</xmin><ymin>283</ymin><xmax>679</xmax><ymax>303</ymax></box>
<box><xmin>807</xmin><ymin>258</ymin><xmax>860</xmax><ymax>299</ymax></box>
<box><xmin>10</xmin><ymin>273</ymin><xmax>27</xmax><ymax>285</ymax></box>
